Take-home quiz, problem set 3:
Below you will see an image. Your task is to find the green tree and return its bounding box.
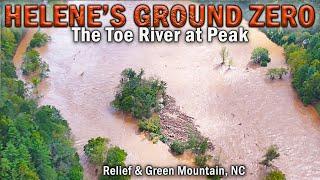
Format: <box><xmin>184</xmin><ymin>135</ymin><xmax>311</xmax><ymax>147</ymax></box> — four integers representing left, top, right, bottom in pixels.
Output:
<box><xmin>112</xmin><ymin>68</ymin><xmax>166</xmax><ymax>119</ymax></box>
<box><xmin>251</xmin><ymin>47</ymin><xmax>271</xmax><ymax>67</ymax></box>
<box><xmin>100</xmin><ymin>146</ymin><xmax>129</xmax><ymax>180</ymax></box>
<box><xmin>265</xmin><ymin>170</ymin><xmax>286</xmax><ymax>180</ymax></box>
<box><xmin>105</xmin><ymin>146</ymin><xmax>127</xmax><ymax>167</ymax></box>
<box><xmin>28</xmin><ymin>31</ymin><xmax>50</xmax><ymax>50</ymax></box>
<box><xmin>0</xmin><ymin>27</ymin><xmax>83</xmax><ymax>179</ymax></box>
<box><xmin>22</xmin><ymin>49</ymin><xmax>41</xmax><ymax>75</ymax></box>
<box><xmin>84</xmin><ymin>137</ymin><xmax>109</xmax><ymax>166</ymax></box>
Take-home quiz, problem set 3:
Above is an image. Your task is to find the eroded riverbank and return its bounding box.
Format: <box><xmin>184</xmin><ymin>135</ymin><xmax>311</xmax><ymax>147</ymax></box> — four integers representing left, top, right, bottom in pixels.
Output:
<box><xmin>12</xmin><ymin>1</ymin><xmax>320</xmax><ymax>179</ymax></box>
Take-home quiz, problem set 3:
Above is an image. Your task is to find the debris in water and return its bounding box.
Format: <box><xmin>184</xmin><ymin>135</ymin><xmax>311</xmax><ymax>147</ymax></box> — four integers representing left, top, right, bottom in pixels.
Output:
<box><xmin>159</xmin><ymin>95</ymin><xmax>214</xmax><ymax>151</ymax></box>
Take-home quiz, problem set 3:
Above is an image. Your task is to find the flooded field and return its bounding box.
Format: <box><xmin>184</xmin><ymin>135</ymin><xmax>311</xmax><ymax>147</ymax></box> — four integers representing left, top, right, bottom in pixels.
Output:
<box><xmin>13</xmin><ymin>1</ymin><xmax>320</xmax><ymax>179</ymax></box>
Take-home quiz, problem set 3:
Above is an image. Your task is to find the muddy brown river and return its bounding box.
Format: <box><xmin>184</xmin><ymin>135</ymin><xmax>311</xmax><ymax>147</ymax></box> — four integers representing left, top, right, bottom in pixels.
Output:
<box><xmin>12</xmin><ymin>1</ymin><xmax>320</xmax><ymax>179</ymax></box>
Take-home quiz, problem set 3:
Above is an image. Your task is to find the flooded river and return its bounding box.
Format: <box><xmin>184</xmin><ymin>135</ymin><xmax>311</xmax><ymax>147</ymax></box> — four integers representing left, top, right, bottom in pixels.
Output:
<box><xmin>13</xmin><ymin>1</ymin><xmax>320</xmax><ymax>179</ymax></box>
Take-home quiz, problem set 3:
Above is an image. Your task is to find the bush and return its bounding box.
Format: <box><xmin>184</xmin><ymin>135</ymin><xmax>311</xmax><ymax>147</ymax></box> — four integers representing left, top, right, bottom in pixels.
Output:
<box><xmin>100</xmin><ymin>146</ymin><xmax>129</xmax><ymax>180</ymax></box>
<box><xmin>170</xmin><ymin>140</ymin><xmax>186</xmax><ymax>155</ymax></box>
<box><xmin>138</xmin><ymin>115</ymin><xmax>161</xmax><ymax>134</ymax></box>
<box><xmin>22</xmin><ymin>49</ymin><xmax>49</xmax><ymax>78</ymax></box>
<box><xmin>207</xmin><ymin>175</ymin><xmax>221</xmax><ymax>180</ymax></box>
<box><xmin>22</xmin><ymin>49</ymin><xmax>41</xmax><ymax>75</ymax></box>
<box><xmin>159</xmin><ymin>135</ymin><xmax>168</xmax><ymax>143</ymax></box>
<box><xmin>261</xmin><ymin>61</ymin><xmax>268</xmax><ymax>67</ymax></box>
<box><xmin>105</xmin><ymin>146</ymin><xmax>127</xmax><ymax>167</ymax></box>
<box><xmin>268</xmin><ymin>31</ymin><xmax>320</xmax><ymax>106</ymax></box>
<box><xmin>260</xmin><ymin>145</ymin><xmax>280</xmax><ymax>167</ymax></box>
<box><xmin>265</xmin><ymin>170</ymin><xmax>286</xmax><ymax>180</ymax></box>
<box><xmin>29</xmin><ymin>31</ymin><xmax>50</xmax><ymax>49</ymax></box>
<box><xmin>195</xmin><ymin>155</ymin><xmax>210</xmax><ymax>167</ymax></box>
<box><xmin>267</xmin><ymin>68</ymin><xmax>288</xmax><ymax>80</ymax></box>
<box><xmin>84</xmin><ymin>137</ymin><xmax>109</xmax><ymax>166</ymax></box>
<box><xmin>112</xmin><ymin>68</ymin><xmax>166</xmax><ymax>119</ymax></box>
<box><xmin>251</xmin><ymin>47</ymin><xmax>271</xmax><ymax>67</ymax></box>
<box><xmin>187</xmin><ymin>134</ymin><xmax>209</xmax><ymax>155</ymax></box>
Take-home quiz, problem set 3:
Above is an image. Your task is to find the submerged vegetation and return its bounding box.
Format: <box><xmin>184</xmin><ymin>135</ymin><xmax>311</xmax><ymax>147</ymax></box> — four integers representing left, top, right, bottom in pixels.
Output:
<box><xmin>251</xmin><ymin>47</ymin><xmax>271</xmax><ymax>67</ymax></box>
<box><xmin>0</xmin><ymin>28</ymin><xmax>83</xmax><ymax>179</ymax></box>
<box><xmin>219</xmin><ymin>47</ymin><xmax>229</xmax><ymax>65</ymax></box>
<box><xmin>266</xmin><ymin>68</ymin><xmax>288</xmax><ymax>80</ymax></box>
<box><xmin>260</xmin><ymin>145</ymin><xmax>285</xmax><ymax>180</ymax></box>
<box><xmin>260</xmin><ymin>145</ymin><xmax>280</xmax><ymax>168</ymax></box>
<box><xmin>169</xmin><ymin>133</ymin><xmax>211</xmax><ymax>166</ymax></box>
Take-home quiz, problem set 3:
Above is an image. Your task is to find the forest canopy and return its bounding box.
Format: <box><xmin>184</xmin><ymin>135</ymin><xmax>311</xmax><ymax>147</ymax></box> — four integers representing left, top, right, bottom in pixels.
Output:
<box><xmin>265</xmin><ymin>29</ymin><xmax>320</xmax><ymax>105</ymax></box>
<box><xmin>112</xmin><ymin>68</ymin><xmax>166</xmax><ymax>119</ymax></box>
<box><xmin>0</xmin><ymin>28</ymin><xmax>83</xmax><ymax>179</ymax></box>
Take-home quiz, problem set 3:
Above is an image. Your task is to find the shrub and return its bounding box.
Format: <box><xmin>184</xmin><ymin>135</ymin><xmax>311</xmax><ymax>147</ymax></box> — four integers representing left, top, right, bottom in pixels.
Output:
<box><xmin>265</xmin><ymin>170</ymin><xmax>286</xmax><ymax>180</ymax></box>
<box><xmin>261</xmin><ymin>61</ymin><xmax>268</xmax><ymax>67</ymax></box>
<box><xmin>267</xmin><ymin>68</ymin><xmax>288</xmax><ymax>80</ymax></box>
<box><xmin>138</xmin><ymin>115</ymin><xmax>161</xmax><ymax>134</ymax></box>
<box><xmin>105</xmin><ymin>146</ymin><xmax>127</xmax><ymax>167</ymax></box>
<box><xmin>29</xmin><ymin>31</ymin><xmax>50</xmax><ymax>49</ymax></box>
<box><xmin>187</xmin><ymin>134</ymin><xmax>209</xmax><ymax>155</ymax></box>
<box><xmin>22</xmin><ymin>49</ymin><xmax>49</xmax><ymax>78</ymax></box>
<box><xmin>195</xmin><ymin>155</ymin><xmax>210</xmax><ymax>167</ymax></box>
<box><xmin>112</xmin><ymin>68</ymin><xmax>166</xmax><ymax>119</ymax></box>
<box><xmin>22</xmin><ymin>49</ymin><xmax>41</xmax><ymax>75</ymax></box>
<box><xmin>100</xmin><ymin>146</ymin><xmax>129</xmax><ymax>180</ymax></box>
<box><xmin>251</xmin><ymin>47</ymin><xmax>271</xmax><ymax>67</ymax></box>
<box><xmin>149</xmin><ymin>133</ymin><xmax>161</xmax><ymax>143</ymax></box>
<box><xmin>260</xmin><ymin>145</ymin><xmax>280</xmax><ymax>167</ymax></box>
<box><xmin>170</xmin><ymin>140</ymin><xmax>186</xmax><ymax>155</ymax></box>
<box><xmin>207</xmin><ymin>175</ymin><xmax>221</xmax><ymax>180</ymax></box>
<box><xmin>84</xmin><ymin>137</ymin><xmax>109</xmax><ymax>166</ymax></box>
<box><xmin>31</xmin><ymin>76</ymin><xmax>41</xmax><ymax>88</ymax></box>
<box><xmin>159</xmin><ymin>135</ymin><xmax>168</xmax><ymax>143</ymax></box>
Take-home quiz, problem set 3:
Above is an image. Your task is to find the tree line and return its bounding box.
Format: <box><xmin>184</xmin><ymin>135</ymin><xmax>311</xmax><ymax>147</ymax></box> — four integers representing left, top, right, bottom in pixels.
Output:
<box><xmin>0</xmin><ymin>28</ymin><xmax>83</xmax><ymax>179</ymax></box>
<box><xmin>264</xmin><ymin>26</ymin><xmax>320</xmax><ymax>107</ymax></box>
